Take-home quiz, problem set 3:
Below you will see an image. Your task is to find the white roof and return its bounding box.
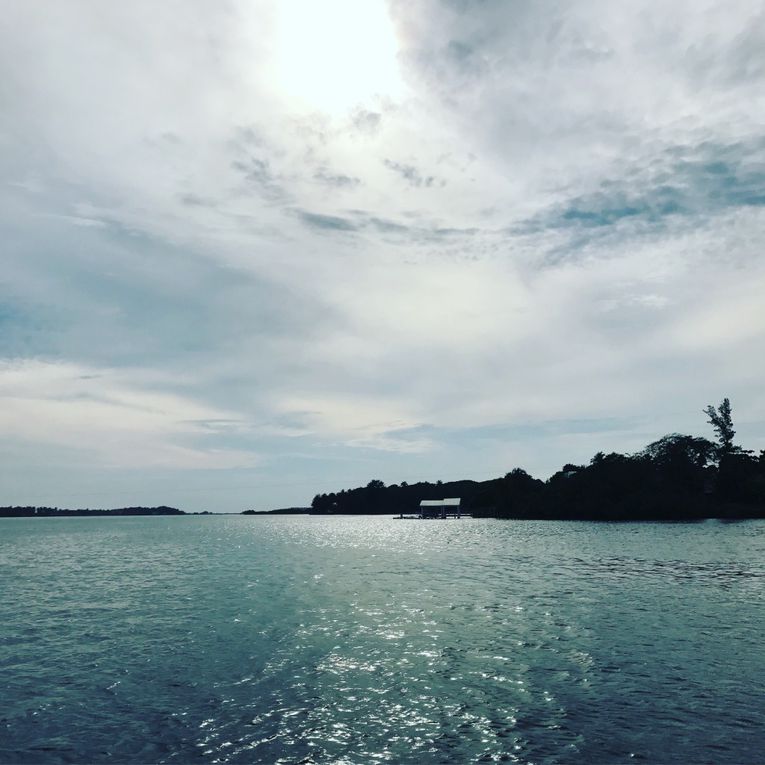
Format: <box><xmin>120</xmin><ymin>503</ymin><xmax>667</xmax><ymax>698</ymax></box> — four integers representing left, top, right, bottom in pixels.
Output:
<box><xmin>420</xmin><ymin>497</ymin><xmax>461</xmax><ymax>507</ymax></box>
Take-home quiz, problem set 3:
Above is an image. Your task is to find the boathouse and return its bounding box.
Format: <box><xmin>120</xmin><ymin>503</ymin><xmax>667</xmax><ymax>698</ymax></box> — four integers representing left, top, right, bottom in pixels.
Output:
<box><xmin>419</xmin><ymin>497</ymin><xmax>461</xmax><ymax>519</ymax></box>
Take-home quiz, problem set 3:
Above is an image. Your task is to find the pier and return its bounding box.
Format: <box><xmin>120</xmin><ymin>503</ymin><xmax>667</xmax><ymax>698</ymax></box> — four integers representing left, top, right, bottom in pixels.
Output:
<box><xmin>397</xmin><ymin>498</ymin><xmax>470</xmax><ymax>519</ymax></box>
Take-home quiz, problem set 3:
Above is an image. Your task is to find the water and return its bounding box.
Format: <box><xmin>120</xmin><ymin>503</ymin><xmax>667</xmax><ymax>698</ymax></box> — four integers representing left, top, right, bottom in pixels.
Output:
<box><xmin>1</xmin><ymin>516</ymin><xmax>764</xmax><ymax>764</ymax></box>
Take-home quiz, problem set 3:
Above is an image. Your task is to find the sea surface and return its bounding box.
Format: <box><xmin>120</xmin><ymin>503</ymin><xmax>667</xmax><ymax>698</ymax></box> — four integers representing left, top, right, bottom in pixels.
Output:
<box><xmin>1</xmin><ymin>516</ymin><xmax>764</xmax><ymax>764</ymax></box>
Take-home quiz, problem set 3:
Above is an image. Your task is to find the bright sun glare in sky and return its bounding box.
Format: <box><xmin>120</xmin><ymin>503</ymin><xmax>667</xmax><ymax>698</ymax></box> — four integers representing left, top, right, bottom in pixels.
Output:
<box><xmin>273</xmin><ymin>0</ymin><xmax>404</xmax><ymax>114</ymax></box>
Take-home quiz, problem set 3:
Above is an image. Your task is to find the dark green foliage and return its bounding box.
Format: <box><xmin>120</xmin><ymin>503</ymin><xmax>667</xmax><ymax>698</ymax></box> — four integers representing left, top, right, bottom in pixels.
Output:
<box><xmin>311</xmin><ymin>479</ymin><xmax>482</xmax><ymax>516</ymax></box>
<box><xmin>310</xmin><ymin>399</ymin><xmax>765</xmax><ymax>520</ymax></box>
<box><xmin>638</xmin><ymin>434</ymin><xmax>716</xmax><ymax>494</ymax></box>
<box><xmin>716</xmin><ymin>450</ymin><xmax>761</xmax><ymax>503</ymax></box>
<box><xmin>704</xmin><ymin>397</ymin><xmax>736</xmax><ymax>455</ymax></box>
<box><xmin>472</xmin><ymin>469</ymin><xmax>544</xmax><ymax>518</ymax></box>
<box><xmin>701</xmin><ymin>398</ymin><xmax>762</xmax><ymax>503</ymax></box>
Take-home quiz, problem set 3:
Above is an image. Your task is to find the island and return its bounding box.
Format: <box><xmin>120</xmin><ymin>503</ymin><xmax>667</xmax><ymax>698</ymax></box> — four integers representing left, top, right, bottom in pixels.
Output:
<box><xmin>0</xmin><ymin>506</ymin><xmax>186</xmax><ymax>518</ymax></box>
<box><xmin>309</xmin><ymin>399</ymin><xmax>765</xmax><ymax>521</ymax></box>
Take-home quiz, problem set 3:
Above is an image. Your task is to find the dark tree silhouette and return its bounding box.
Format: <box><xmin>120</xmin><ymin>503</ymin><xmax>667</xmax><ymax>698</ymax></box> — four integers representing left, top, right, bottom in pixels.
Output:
<box><xmin>304</xmin><ymin>399</ymin><xmax>764</xmax><ymax>520</ymax></box>
<box><xmin>0</xmin><ymin>506</ymin><xmax>184</xmax><ymax>517</ymax></box>
<box><xmin>704</xmin><ymin>397</ymin><xmax>736</xmax><ymax>455</ymax></box>
<box><xmin>641</xmin><ymin>434</ymin><xmax>715</xmax><ymax>466</ymax></box>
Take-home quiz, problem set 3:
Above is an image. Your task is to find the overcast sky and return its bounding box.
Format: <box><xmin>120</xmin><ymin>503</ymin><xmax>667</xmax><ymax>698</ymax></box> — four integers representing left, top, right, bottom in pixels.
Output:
<box><xmin>2</xmin><ymin>0</ymin><xmax>764</xmax><ymax>512</ymax></box>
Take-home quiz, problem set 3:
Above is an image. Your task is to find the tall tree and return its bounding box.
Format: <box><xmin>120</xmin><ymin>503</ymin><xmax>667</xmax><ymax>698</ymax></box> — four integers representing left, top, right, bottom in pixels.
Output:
<box><xmin>704</xmin><ymin>397</ymin><xmax>736</xmax><ymax>455</ymax></box>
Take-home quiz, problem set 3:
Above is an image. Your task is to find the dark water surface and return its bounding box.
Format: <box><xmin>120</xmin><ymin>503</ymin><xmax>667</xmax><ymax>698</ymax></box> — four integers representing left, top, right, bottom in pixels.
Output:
<box><xmin>1</xmin><ymin>516</ymin><xmax>764</xmax><ymax>764</ymax></box>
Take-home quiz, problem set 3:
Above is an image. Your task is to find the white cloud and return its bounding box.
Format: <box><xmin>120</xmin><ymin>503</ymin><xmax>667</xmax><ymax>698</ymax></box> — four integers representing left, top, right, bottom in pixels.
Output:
<box><xmin>1</xmin><ymin>0</ymin><xmax>764</xmax><ymax>509</ymax></box>
<box><xmin>0</xmin><ymin>360</ymin><xmax>259</xmax><ymax>470</ymax></box>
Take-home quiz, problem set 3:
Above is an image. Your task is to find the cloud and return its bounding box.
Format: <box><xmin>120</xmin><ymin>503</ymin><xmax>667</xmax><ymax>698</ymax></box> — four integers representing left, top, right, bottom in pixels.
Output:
<box><xmin>313</xmin><ymin>167</ymin><xmax>361</xmax><ymax>188</ymax></box>
<box><xmin>1</xmin><ymin>0</ymin><xmax>765</xmax><ymax>509</ymax></box>
<box><xmin>383</xmin><ymin>158</ymin><xmax>440</xmax><ymax>188</ymax></box>
<box><xmin>350</xmin><ymin>108</ymin><xmax>383</xmax><ymax>135</ymax></box>
<box><xmin>523</xmin><ymin>138</ymin><xmax>765</xmax><ymax>236</ymax></box>
<box><xmin>0</xmin><ymin>359</ymin><xmax>260</xmax><ymax>470</ymax></box>
<box><xmin>296</xmin><ymin>210</ymin><xmax>359</xmax><ymax>232</ymax></box>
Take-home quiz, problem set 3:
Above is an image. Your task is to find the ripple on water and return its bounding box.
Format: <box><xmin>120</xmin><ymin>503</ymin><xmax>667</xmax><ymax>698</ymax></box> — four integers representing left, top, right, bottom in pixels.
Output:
<box><xmin>1</xmin><ymin>516</ymin><xmax>764</xmax><ymax>764</ymax></box>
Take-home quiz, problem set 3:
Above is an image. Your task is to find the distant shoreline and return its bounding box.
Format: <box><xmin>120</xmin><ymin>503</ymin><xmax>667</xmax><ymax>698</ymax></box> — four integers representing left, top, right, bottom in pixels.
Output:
<box><xmin>0</xmin><ymin>506</ymin><xmax>188</xmax><ymax>518</ymax></box>
<box><xmin>4</xmin><ymin>507</ymin><xmax>764</xmax><ymax>522</ymax></box>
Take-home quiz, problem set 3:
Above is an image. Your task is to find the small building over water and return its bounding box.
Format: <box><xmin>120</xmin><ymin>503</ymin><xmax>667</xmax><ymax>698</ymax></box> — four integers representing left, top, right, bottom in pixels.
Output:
<box><xmin>419</xmin><ymin>497</ymin><xmax>462</xmax><ymax>519</ymax></box>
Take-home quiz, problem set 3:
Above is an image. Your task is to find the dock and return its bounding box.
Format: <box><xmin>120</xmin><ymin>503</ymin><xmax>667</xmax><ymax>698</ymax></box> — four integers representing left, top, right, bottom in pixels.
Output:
<box><xmin>396</xmin><ymin>497</ymin><xmax>471</xmax><ymax>519</ymax></box>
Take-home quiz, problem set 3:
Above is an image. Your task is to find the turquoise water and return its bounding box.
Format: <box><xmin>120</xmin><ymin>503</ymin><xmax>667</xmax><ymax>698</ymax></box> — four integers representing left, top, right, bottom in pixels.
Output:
<box><xmin>1</xmin><ymin>516</ymin><xmax>764</xmax><ymax>764</ymax></box>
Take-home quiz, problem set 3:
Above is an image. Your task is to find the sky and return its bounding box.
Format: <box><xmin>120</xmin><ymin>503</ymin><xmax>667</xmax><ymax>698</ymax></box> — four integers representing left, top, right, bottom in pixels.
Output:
<box><xmin>2</xmin><ymin>0</ymin><xmax>765</xmax><ymax>512</ymax></box>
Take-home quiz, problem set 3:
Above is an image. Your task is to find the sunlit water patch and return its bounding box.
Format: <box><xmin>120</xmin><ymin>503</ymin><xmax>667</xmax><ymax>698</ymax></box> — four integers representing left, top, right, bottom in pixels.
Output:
<box><xmin>1</xmin><ymin>516</ymin><xmax>764</xmax><ymax>763</ymax></box>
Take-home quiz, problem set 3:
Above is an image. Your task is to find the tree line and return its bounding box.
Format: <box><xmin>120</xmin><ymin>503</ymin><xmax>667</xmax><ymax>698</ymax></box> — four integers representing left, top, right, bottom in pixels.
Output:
<box><xmin>0</xmin><ymin>506</ymin><xmax>185</xmax><ymax>517</ymax></box>
<box><xmin>310</xmin><ymin>399</ymin><xmax>765</xmax><ymax>520</ymax></box>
